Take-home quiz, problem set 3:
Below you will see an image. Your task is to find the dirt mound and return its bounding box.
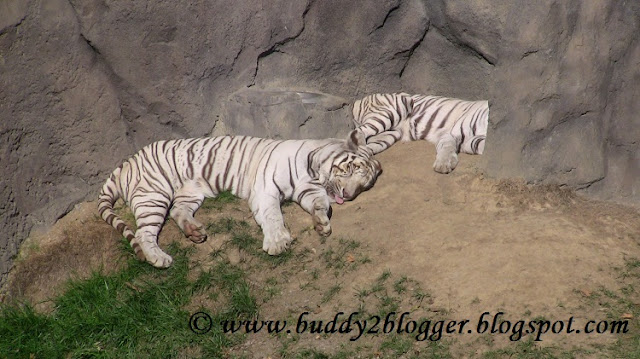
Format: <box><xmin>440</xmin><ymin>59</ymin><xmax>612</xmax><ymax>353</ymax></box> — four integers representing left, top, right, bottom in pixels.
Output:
<box><xmin>4</xmin><ymin>141</ymin><xmax>640</xmax><ymax>356</ymax></box>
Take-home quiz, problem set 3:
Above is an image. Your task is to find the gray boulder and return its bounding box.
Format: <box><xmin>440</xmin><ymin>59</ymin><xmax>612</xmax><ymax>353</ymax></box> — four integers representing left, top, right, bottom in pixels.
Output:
<box><xmin>220</xmin><ymin>90</ymin><xmax>351</xmax><ymax>140</ymax></box>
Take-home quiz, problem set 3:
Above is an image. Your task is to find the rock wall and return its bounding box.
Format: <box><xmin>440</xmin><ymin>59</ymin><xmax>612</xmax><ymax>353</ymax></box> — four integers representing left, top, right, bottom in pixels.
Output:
<box><xmin>1</xmin><ymin>0</ymin><xmax>638</xmax><ymax>287</ymax></box>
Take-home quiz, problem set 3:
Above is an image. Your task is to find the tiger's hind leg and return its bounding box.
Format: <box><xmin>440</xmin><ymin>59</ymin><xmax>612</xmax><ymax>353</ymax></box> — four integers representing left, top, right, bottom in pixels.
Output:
<box><xmin>131</xmin><ymin>194</ymin><xmax>173</xmax><ymax>268</ymax></box>
<box><xmin>169</xmin><ymin>188</ymin><xmax>207</xmax><ymax>244</ymax></box>
<box><xmin>433</xmin><ymin>134</ymin><xmax>459</xmax><ymax>174</ymax></box>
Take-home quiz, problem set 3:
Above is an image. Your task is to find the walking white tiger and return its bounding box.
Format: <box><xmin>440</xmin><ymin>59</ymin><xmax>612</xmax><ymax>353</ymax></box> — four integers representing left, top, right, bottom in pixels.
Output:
<box><xmin>98</xmin><ymin>131</ymin><xmax>382</xmax><ymax>268</ymax></box>
<box><xmin>352</xmin><ymin>93</ymin><xmax>489</xmax><ymax>173</ymax></box>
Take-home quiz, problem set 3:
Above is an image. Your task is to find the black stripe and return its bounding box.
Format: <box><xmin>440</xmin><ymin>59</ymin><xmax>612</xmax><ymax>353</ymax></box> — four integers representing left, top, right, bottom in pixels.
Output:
<box><xmin>437</xmin><ymin>100</ymin><xmax>463</xmax><ymax>129</ymax></box>
<box><xmin>222</xmin><ymin>138</ymin><xmax>239</xmax><ymax>189</ymax></box>
<box><xmin>273</xmin><ymin>171</ymin><xmax>285</xmax><ymax>200</ymax></box>
<box><xmin>288</xmin><ymin>160</ymin><xmax>295</xmax><ymax>189</ymax></box>
<box><xmin>261</xmin><ymin>142</ymin><xmax>283</xmax><ymax>188</ymax></box>
<box><xmin>296</xmin><ymin>187</ymin><xmax>317</xmax><ymax>203</ymax></box>
<box><xmin>137</xmin><ymin>223</ymin><xmax>163</xmax><ymax>229</ymax></box>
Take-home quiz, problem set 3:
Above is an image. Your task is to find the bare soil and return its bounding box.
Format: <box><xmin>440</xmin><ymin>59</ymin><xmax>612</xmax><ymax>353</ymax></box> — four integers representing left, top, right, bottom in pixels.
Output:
<box><xmin>4</xmin><ymin>141</ymin><xmax>640</xmax><ymax>357</ymax></box>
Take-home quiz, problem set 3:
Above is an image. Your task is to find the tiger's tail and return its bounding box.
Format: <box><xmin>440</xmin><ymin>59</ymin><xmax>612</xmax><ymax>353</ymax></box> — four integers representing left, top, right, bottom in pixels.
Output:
<box><xmin>97</xmin><ymin>166</ymin><xmax>145</xmax><ymax>261</ymax></box>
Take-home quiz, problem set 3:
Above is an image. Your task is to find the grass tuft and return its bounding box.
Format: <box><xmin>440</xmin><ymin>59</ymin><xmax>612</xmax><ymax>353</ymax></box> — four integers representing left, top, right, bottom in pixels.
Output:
<box><xmin>0</xmin><ymin>243</ymin><xmax>257</xmax><ymax>358</ymax></box>
<box><xmin>200</xmin><ymin>190</ymin><xmax>239</xmax><ymax>211</ymax></box>
<box><xmin>321</xmin><ymin>284</ymin><xmax>342</xmax><ymax>304</ymax></box>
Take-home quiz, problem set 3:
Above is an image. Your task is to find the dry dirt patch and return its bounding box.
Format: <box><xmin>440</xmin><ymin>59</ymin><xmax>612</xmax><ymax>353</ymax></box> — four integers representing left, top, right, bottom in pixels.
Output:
<box><xmin>3</xmin><ymin>141</ymin><xmax>640</xmax><ymax>357</ymax></box>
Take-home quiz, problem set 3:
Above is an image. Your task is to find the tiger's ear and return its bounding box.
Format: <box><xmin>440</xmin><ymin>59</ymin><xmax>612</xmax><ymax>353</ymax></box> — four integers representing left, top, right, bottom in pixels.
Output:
<box><xmin>346</xmin><ymin>130</ymin><xmax>366</xmax><ymax>151</ymax></box>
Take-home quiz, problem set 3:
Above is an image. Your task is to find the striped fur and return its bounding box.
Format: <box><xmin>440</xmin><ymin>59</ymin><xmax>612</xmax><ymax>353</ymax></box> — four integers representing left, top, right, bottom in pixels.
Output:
<box><xmin>98</xmin><ymin>131</ymin><xmax>382</xmax><ymax>268</ymax></box>
<box><xmin>352</xmin><ymin>93</ymin><xmax>489</xmax><ymax>173</ymax></box>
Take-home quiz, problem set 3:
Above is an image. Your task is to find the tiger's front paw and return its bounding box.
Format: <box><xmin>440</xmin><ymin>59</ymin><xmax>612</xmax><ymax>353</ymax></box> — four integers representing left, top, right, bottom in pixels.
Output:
<box><xmin>262</xmin><ymin>227</ymin><xmax>293</xmax><ymax>255</ymax></box>
<box><xmin>433</xmin><ymin>152</ymin><xmax>459</xmax><ymax>174</ymax></box>
<box><xmin>312</xmin><ymin>212</ymin><xmax>332</xmax><ymax>237</ymax></box>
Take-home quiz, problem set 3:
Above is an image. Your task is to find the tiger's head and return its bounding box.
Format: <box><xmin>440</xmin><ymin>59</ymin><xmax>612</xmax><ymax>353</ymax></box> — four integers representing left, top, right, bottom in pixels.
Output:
<box><xmin>310</xmin><ymin>130</ymin><xmax>382</xmax><ymax>205</ymax></box>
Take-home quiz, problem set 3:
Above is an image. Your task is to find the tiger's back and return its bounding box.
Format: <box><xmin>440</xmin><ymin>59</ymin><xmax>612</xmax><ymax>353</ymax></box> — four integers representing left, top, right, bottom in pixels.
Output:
<box><xmin>100</xmin><ymin>137</ymin><xmax>264</xmax><ymax>214</ymax></box>
<box><xmin>408</xmin><ymin>95</ymin><xmax>488</xmax><ymax>155</ymax></box>
<box><xmin>352</xmin><ymin>92</ymin><xmax>489</xmax><ymax>173</ymax></box>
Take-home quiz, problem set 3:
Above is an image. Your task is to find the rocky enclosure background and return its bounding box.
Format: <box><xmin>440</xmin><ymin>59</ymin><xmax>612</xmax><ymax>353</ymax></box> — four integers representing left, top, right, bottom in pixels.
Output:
<box><xmin>1</xmin><ymin>0</ymin><xmax>638</xmax><ymax>287</ymax></box>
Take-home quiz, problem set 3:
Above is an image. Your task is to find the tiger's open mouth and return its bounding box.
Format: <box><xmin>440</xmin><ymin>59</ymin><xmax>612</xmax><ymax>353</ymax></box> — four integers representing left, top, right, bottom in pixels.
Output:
<box><xmin>330</xmin><ymin>188</ymin><xmax>345</xmax><ymax>205</ymax></box>
<box><xmin>332</xmin><ymin>189</ymin><xmax>354</xmax><ymax>205</ymax></box>
<box><xmin>327</xmin><ymin>186</ymin><xmax>343</xmax><ymax>205</ymax></box>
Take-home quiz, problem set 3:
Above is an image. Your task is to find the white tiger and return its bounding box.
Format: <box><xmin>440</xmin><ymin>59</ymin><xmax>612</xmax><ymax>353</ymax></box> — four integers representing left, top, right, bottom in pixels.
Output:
<box><xmin>98</xmin><ymin>131</ymin><xmax>382</xmax><ymax>268</ymax></box>
<box><xmin>352</xmin><ymin>93</ymin><xmax>489</xmax><ymax>173</ymax></box>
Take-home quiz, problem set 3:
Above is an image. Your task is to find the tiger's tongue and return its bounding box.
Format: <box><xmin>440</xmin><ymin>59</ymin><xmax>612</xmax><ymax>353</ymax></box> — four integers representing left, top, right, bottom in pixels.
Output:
<box><xmin>334</xmin><ymin>194</ymin><xmax>344</xmax><ymax>205</ymax></box>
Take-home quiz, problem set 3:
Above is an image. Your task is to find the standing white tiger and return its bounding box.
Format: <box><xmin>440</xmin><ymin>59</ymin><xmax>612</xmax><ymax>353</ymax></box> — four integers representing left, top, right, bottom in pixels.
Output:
<box><xmin>98</xmin><ymin>131</ymin><xmax>381</xmax><ymax>268</ymax></box>
<box><xmin>352</xmin><ymin>93</ymin><xmax>489</xmax><ymax>173</ymax></box>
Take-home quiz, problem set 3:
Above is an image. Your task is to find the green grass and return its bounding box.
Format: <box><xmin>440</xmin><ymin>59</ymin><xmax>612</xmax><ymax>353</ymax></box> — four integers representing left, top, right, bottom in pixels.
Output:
<box><xmin>200</xmin><ymin>190</ymin><xmax>239</xmax><ymax>211</ymax></box>
<box><xmin>206</xmin><ymin>216</ymin><xmax>295</xmax><ymax>266</ymax></box>
<box><xmin>352</xmin><ymin>270</ymin><xmax>433</xmax><ymax>326</ymax></box>
<box><xmin>394</xmin><ymin>276</ymin><xmax>409</xmax><ymax>294</ymax></box>
<box><xmin>279</xmin><ymin>344</ymin><xmax>357</xmax><ymax>359</ymax></box>
<box><xmin>293</xmin><ymin>348</ymin><xmax>331</xmax><ymax>359</ymax></box>
<box><xmin>380</xmin><ymin>335</ymin><xmax>413</xmax><ymax>356</ymax></box>
<box><xmin>206</xmin><ymin>217</ymin><xmax>250</xmax><ymax>235</ymax></box>
<box><xmin>264</xmin><ymin>277</ymin><xmax>281</xmax><ymax>301</ymax></box>
<box><xmin>0</xmin><ymin>243</ymin><xmax>257</xmax><ymax>358</ymax></box>
<box><xmin>321</xmin><ymin>238</ymin><xmax>366</xmax><ymax>276</ymax></box>
<box><xmin>481</xmin><ymin>339</ymin><xmax>559</xmax><ymax>359</ymax></box>
<box><xmin>320</xmin><ymin>284</ymin><xmax>342</xmax><ymax>304</ymax></box>
<box><xmin>606</xmin><ymin>257</ymin><xmax>640</xmax><ymax>358</ymax></box>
